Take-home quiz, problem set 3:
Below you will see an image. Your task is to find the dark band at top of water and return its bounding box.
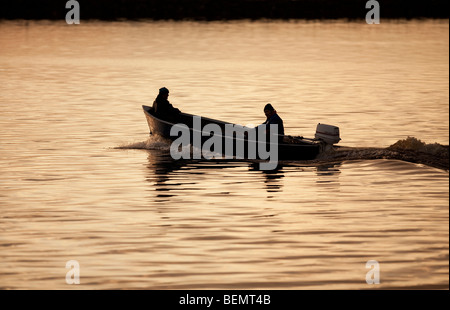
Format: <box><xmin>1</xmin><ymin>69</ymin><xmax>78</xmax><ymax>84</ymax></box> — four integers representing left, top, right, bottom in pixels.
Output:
<box><xmin>1</xmin><ymin>0</ymin><xmax>449</xmax><ymax>20</ymax></box>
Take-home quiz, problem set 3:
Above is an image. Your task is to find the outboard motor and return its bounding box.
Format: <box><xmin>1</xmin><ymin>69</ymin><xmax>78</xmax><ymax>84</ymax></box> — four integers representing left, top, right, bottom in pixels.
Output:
<box><xmin>315</xmin><ymin>123</ymin><xmax>341</xmax><ymax>144</ymax></box>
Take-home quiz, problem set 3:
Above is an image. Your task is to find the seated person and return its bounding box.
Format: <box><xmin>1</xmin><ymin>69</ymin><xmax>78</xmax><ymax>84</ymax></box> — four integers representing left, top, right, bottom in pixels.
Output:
<box><xmin>262</xmin><ymin>103</ymin><xmax>284</xmax><ymax>137</ymax></box>
<box><xmin>152</xmin><ymin>87</ymin><xmax>181</xmax><ymax>120</ymax></box>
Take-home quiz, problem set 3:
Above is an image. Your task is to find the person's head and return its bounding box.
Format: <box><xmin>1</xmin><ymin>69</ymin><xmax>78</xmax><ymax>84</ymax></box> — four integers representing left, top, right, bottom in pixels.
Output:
<box><xmin>264</xmin><ymin>103</ymin><xmax>276</xmax><ymax>118</ymax></box>
<box><xmin>159</xmin><ymin>87</ymin><xmax>169</xmax><ymax>99</ymax></box>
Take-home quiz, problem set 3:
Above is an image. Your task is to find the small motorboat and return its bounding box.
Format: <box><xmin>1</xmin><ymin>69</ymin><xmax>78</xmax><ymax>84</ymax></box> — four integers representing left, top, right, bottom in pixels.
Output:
<box><xmin>142</xmin><ymin>105</ymin><xmax>340</xmax><ymax>161</ymax></box>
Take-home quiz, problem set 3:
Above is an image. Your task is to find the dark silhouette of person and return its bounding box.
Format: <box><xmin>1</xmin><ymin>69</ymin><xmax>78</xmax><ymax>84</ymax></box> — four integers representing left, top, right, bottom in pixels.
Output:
<box><xmin>152</xmin><ymin>87</ymin><xmax>181</xmax><ymax>121</ymax></box>
<box><xmin>262</xmin><ymin>103</ymin><xmax>284</xmax><ymax>136</ymax></box>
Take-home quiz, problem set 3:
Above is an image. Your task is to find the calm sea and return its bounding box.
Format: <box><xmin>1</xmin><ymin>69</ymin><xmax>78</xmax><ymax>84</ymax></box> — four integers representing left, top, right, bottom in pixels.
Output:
<box><xmin>0</xmin><ymin>19</ymin><xmax>448</xmax><ymax>289</ymax></box>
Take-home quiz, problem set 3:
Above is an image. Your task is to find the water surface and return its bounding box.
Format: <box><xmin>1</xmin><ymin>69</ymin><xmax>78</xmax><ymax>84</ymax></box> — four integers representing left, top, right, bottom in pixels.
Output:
<box><xmin>0</xmin><ymin>19</ymin><xmax>448</xmax><ymax>289</ymax></box>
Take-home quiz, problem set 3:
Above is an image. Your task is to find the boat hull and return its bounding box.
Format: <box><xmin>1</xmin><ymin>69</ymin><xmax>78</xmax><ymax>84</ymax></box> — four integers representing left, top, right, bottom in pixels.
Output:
<box><xmin>142</xmin><ymin>105</ymin><xmax>321</xmax><ymax>160</ymax></box>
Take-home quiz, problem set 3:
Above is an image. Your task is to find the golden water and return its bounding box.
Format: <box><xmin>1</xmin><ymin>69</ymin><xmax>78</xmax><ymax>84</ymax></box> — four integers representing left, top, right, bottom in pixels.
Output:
<box><xmin>0</xmin><ymin>20</ymin><xmax>448</xmax><ymax>289</ymax></box>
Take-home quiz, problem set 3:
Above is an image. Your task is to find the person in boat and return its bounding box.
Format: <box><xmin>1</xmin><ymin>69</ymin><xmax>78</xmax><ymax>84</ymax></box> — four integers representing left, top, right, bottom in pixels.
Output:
<box><xmin>152</xmin><ymin>87</ymin><xmax>181</xmax><ymax>121</ymax></box>
<box><xmin>262</xmin><ymin>103</ymin><xmax>284</xmax><ymax>136</ymax></box>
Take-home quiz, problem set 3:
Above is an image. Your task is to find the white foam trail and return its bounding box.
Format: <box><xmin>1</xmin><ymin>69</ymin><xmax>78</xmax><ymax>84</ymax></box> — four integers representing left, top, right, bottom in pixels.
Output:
<box><xmin>115</xmin><ymin>135</ymin><xmax>171</xmax><ymax>151</ymax></box>
<box><xmin>115</xmin><ymin>135</ymin><xmax>449</xmax><ymax>170</ymax></box>
<box><xmin>389</xmin><ymin>136</ymin><xmax>448</xmax><ymax>156</ymax></box>
<box><xmin>312</xmin><ymin>137</ymin><xmax>449</xmax><ymax>170</ymax></box>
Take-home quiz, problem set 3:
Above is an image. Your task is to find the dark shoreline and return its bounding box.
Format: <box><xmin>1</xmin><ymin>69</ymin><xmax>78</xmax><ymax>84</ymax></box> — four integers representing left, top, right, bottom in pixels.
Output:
<box><xmin>1</xmin><ymin>0</ymin><xmax>449</xmax><ymax>21</ymax></box>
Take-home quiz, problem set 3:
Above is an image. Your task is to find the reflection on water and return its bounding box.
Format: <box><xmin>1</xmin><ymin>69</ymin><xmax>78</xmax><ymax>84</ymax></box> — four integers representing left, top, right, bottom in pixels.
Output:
<box><xmin>0</xmin><ymin>20</ymin><xmax>448</xmax><ymax>289</ymax></box>
<box><xmin>146</xmin><ymin>150</ymin><xmax>344</xmax><ymax>196</ymax></box>
<box><xmin>249</xmin><ymin>162</ymin><xmax>286</xmax><ymax>193</ymax></box>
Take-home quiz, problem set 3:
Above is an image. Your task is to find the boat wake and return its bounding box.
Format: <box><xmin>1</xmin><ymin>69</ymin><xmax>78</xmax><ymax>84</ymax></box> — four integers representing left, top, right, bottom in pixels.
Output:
<box><xmin>114</xmin><ymin>135</ymin><xmax>224</xmax><ymax>159</ymax></box>
<box><xmin>313</xmin><ymin>137</ymin><xmax>449</xmax><ymax>171</ymax></box>
<box><xmin>115</xmin><ymin>136</ymin><xmax>449</xmax><ymax>171</ymax></box>
<box><xmin>115</xmin><ymin>136</ymin><xmax>171</xmax><ymax>151</ymax></box>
